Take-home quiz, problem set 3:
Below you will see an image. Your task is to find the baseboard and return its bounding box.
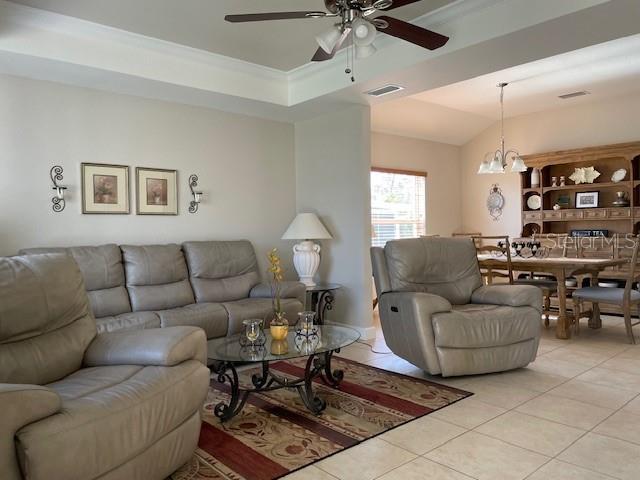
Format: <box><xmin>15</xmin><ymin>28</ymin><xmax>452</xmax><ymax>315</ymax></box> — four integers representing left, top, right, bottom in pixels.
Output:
<box><xmin>326</xmin><ymin>321</ymin><xmax>377</xmax><ymax>341</ymax></box>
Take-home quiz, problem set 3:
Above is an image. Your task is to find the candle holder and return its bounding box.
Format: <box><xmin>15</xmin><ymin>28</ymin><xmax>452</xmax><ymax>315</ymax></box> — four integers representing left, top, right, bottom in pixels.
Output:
<box><xmin>240</xmin><ymin>319</ymin><xmax>266</xmax><ymax>347</ymax></box>
<box><xmin>50</xmin><ymin>165</ymin><xmax>67</xmax><ymax>212</ymax></box>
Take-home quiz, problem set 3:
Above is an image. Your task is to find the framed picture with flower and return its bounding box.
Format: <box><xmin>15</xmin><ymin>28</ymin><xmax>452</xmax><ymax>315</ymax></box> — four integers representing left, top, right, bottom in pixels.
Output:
<box><xmin>135</xmin><ymin>167</ymin><xmax>178</xmax><ymax>215</ymax></box>
<box><xmin>81</xmin><ymin>163</ymin><xmax>130</xmax><ymax>214</ymax></box>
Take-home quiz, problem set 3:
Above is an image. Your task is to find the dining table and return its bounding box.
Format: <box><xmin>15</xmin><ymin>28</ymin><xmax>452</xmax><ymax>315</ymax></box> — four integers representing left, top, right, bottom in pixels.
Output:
<box><xmin>477</xmin><ymin>254</ymin><xmax>629</xmax><ymax>339</ymax></box>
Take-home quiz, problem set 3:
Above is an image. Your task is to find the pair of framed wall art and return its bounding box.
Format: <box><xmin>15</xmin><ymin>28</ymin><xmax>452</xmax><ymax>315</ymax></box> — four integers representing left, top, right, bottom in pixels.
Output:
<box><xmin>81</xmin><ymin>163</ymin><xmax>177</xmax><ymax>215</ymax></box>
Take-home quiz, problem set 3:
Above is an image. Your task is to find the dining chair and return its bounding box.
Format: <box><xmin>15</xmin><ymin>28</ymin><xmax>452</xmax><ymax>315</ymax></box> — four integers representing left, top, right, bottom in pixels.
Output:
<box><xmin>472</xmin><ymin>235</ymin><xmax>514</xmax><ymax>284</ymax></box>
<box><xmin>572</xmin><ymin>235</ymin><xmax>640</xmax><ymax>344</ymax></box>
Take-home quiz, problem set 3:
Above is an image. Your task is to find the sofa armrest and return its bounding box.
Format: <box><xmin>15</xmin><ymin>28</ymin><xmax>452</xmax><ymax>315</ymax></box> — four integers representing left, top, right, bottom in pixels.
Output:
<box><xmin>250</xmin><ymin>281</ymin><xmax>306</xmax><ymax>303</ymax></box>
<box><xmin>84</xmin><ymin>326</ymin><xmax>207</xmax><ymax>367</ymax></box>
<box><xmin>1</xmin><ymin>384</ymin><xmax>61</xmax><ymax>480</ymax></box>
<box><xmin>471</xmin><ymin>284</ymin><xmax>542</xmax><ymax>313</ymax></box>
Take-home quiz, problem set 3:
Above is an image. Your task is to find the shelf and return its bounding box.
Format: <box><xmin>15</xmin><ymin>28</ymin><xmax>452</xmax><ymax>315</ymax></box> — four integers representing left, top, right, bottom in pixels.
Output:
<box><xmin>535</xmin><ymin>208</ymin><xmax>632</xmax><ymax>222</ymax></box>
<box><xmin>522</xmin><ymin>187</ymin><xmax>542</xmax><ymax>194</ymax></box>
<box><xmin>542</xmin><ymin>181</ymin><xmax>631</xmax><ymax>193</ymax></box>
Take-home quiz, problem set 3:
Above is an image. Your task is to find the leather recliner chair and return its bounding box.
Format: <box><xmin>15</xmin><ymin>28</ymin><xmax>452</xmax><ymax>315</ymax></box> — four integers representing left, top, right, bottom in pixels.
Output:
<box><xmin>371</xmin><ymin>237</ymin><xmax>543</xmax><ymax>377</ymax></box>
<box><xmin>0</xmin><ymin>254</ymin><xmax>210</xmax><ymax>480</ymax></box>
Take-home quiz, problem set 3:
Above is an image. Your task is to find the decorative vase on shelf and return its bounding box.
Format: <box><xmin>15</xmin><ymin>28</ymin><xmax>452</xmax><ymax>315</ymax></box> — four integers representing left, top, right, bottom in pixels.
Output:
<box><xmin>612</xmin><ymin>191</ymin><xmax>630</xmax><ymax>207</ymax></box>
<box><xmin>531</xmin><ymin>168</ymin><xmax>540</xmax><ymax>188</ymax></box>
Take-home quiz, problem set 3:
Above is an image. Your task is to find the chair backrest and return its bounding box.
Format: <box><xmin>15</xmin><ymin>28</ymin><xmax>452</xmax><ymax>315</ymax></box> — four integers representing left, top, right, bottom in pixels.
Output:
<box><xmin>623</xmin><ymin>235</ymin><xmax>640</xmax><ymax>299</ymax></box>
<box><xmin>0</xmin><ymin>254</ymin><xmax>96</xmax><ymax>384</ymax></box>
<box><xmin>121</xmin><ymin>244</ymin><xmax>195</xmax><ymax>311</ymax></box>
<box><xmin>20</xmin><ymin>244</ymin><xmax>131</xmax><ymax>319</ymax></box>
<box><xmin>473</xmin><ymin>235</ymin><xmax>514</xmax><ymax>284</ymax></box>
<box><xmin>375</xmin><ymin>237</ymin><xmax>482</xmax><ymax>305</ymax></box>
<box><xmin>183</xmin><ymin>240</ymin><xmax>261</xmax><ymax>302</ymax></box>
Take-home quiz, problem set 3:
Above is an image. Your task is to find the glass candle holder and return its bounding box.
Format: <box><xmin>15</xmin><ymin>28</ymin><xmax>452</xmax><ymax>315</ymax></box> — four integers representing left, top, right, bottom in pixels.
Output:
<box><xmin>296</xmin><ymin>311</ymin><xmax>317</xmax><ymax>335</ymax></box>
<box><xmin>240</xmin><ymin>319</ymin><xmax>265</xmax><ymax>346</ymax></box>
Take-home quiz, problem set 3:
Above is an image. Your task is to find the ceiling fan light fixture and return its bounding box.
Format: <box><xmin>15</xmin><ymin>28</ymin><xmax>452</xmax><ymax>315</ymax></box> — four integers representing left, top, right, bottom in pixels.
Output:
<box><xmin>351</xmin><ymin>17</ymin><xmax>376</xmax><ymax>46</ymax></box>
<box><xmin>355</xmin><ymin>44</ymin><xmax>377</xmax><ymax>59</ymax></box>
<box><xmin>316</xmin><ymin>25</ymin><xmax>342</xmax><ymax>53</ymax></box>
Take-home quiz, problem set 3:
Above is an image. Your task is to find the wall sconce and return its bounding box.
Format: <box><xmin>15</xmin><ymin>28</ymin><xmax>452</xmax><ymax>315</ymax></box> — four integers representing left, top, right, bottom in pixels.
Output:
<box><xmin>188</xmin><ymin>174</ymin><xmax>203</xmax><ymax>214</ymax></box>
<box><xmin>50</xmin><ymin>165</ymin><xmax>67</xmax><ymax>212</ymax></box>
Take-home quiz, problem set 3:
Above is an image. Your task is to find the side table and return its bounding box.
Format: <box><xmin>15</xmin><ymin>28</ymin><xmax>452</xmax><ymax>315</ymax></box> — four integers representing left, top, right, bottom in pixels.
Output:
<box><xmin>306</xmin><ymin>283</ymin><xmax>341</xmax><ymax>325</ymax></box>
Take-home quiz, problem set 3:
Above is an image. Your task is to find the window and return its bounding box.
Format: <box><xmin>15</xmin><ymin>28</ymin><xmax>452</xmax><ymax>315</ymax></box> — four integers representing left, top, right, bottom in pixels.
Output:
<box><xmin>371</xmin><ymin>167</ymin><xmax>426</xmax><ymax>247</ymax></box>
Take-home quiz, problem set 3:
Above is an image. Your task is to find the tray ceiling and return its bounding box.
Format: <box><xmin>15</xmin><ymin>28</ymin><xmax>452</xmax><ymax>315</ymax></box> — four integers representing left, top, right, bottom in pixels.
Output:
<box><xmin>7</xmin><ymin>0</ymin><xmax>455</xmax><ymax>71</ymax></box>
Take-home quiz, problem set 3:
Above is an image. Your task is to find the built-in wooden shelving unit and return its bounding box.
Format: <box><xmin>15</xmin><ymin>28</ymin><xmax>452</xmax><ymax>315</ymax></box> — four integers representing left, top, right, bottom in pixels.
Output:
<box><xmin>520</xmin><ymin>142</ymin><xmax>640</xmax><ymax>237</ymax></box>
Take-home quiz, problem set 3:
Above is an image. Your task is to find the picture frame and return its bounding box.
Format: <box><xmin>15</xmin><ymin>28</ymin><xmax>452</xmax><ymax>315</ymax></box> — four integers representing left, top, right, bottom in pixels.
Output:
<box><xmin>81</xmin><ymin>163</ymin><xmax>130</xmax><ymax>214</ymax></box>
<box><xmin>575</xmin><ymin>191</ymin><xmax>599</xmax><ymax>209</ymax></box>
<box><xmin>136</xmin><ymin>167</ymin><xmax>178</xmax><ymax>215</ymax></box>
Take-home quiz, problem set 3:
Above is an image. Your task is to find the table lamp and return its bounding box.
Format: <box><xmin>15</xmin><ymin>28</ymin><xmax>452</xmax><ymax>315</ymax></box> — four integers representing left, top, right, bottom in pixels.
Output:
<box><xmin>282</xmin><ymin>213</ymin><xmax>333</xmax><ymax>287</ymax></box>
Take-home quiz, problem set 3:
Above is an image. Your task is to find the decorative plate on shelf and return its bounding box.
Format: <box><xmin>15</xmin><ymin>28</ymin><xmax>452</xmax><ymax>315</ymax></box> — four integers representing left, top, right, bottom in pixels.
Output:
<box><xmin>611</xmin><ymin>168</ymin><xmax>627</xmax><ymax>183</ymax></box>
<box><xmin>526</xmin><ymin>194</ymin><xmax>542</xmax><ymax>210</ymax></box>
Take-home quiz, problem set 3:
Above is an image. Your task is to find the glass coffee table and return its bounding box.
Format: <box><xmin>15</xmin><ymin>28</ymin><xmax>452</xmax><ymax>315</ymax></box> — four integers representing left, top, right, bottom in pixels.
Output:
<box><xmin>207</xmin><ymin>325</ymin><xmax>360</xmax><ymax>422</ymax></box>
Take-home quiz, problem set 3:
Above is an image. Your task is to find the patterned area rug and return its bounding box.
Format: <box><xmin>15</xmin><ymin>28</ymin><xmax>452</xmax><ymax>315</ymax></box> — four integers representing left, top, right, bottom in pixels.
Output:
<box><xmin>170</xmin><ymin>357</ymin><xmax>472</xmax><ymax>480</ymax></box>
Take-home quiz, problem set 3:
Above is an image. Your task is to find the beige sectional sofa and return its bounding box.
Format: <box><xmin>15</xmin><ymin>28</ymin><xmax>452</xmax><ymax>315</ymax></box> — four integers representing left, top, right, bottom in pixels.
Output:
<box><xmin>21</xmin><ymin>240</ymin><xmax>306</xmax><ymax>340</ymax></box>
<box><xmin>0</xmin><ymin>253</ymin><xmax>210</xmax><ymax>480</ymax></box>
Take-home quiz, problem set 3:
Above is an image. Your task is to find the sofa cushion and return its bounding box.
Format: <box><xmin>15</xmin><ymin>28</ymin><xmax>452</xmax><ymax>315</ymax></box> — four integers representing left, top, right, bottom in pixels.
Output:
<box><xmin>384</xmin><ymin>237</ymin><xmax>483</xmax><ymax>305</ymax></box>
<box><xmin>432</xmin><ymin>304</ymin><xmax>540</xmax><ymax>349</ymax></box>
<box><xmin>183</xmin><ymin>240</ymin><xmax>260</xmax><ymax>302</ymax></box>
<box><xmin>222</xmin><ymin>298</ymin><xmax>304</xmax><ymax>335</ymax></box>
<box><xmin>0</xmin><ymin>255</ymin><xmax>96</xmax><ymax>385</ymax></box>
<box><xmin>16</xmin><ymin>361</ymin><xmax>208</xmax><ymax>480</ymax></box>
<box><xmin>19</xmin><ymin>244</ymin><xmax>131</xmax><ymax>318</ymax></box>
<box><xmin>155</xmin><ymin>303</ymin><xmax>228</xmax><ymax>339</ymax></box>
<box><xmin>121</xmin><ymin>245</ymin><xmax>195</xmax><ymax>311</ymax></box>
<box><xmin>95</xmin><ymin>311</ymin><xmax>161</xmax><ymax>334</ymax></box>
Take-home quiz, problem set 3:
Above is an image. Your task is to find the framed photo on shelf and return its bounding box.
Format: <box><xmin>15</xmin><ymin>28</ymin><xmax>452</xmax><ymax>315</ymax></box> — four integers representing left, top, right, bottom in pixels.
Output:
<box><xmin>81</xmin><ymin>163</ymin><xmax>130</xmax><ymax>214</ymax></box>
<box><xmin>575</xmin><ymin>191</ymin><xmax>599</xmax><ymax>209</ymax></box>
<box><xmin>136</xmin><ymin>167</ymin><xmax>178</xmax><ymax>215</ymax></box>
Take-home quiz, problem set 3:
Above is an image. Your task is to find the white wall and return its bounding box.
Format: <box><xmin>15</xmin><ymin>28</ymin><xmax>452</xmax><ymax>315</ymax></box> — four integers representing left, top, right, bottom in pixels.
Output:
<box><xmin>371</xmin><ymin>132</ymin><xmax>462</xmax><ymax>236</ymax></box>
<box><xmin>0</xmin><ymin>74</ymin><xmax>296</xmax><ymax>275</ymax></box>
<box><xmin>295</xmin><ymin>105</ymin><xmax>374</xmax><ymax>335</ymax></box>
<box><xmin>460</xmin><ymin>92</ymin><xmax>640</xmax><ymax>237</ymax></box>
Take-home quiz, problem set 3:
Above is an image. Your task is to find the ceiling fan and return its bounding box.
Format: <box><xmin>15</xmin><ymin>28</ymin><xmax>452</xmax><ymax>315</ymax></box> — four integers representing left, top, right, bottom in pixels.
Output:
<box><xmin>225</xmin><ymin>0</ymin><xmax>449</xmax><ymax>63</ymax></box>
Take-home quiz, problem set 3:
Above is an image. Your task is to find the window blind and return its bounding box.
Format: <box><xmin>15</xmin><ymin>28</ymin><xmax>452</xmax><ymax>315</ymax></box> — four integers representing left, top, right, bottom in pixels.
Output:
<box><xmin>371</xmin><ymin>168</ymin><xmax>426</xmax><ymax>247</ymax></box>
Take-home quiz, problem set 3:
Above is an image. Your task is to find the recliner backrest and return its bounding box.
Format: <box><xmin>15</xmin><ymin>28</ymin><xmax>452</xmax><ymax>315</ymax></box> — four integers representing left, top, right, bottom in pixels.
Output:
<box><xmin>383</xmin><ymin>237</ymin><xmax>482</xmax><ymax>305</ymax></box>
<box><xmin>0</xmin><ymin>254</ymin><xmax>96</xmax><ymax>384</ymax></box>
<box><xmin>121</xmin><ymin>244</ymin><xmax>195</xmax><ymax>311</ymax></box>
<box><xmin>183</xmin><ymin>240</ymin><xmax>260</xmax><ymax>302</ymax></box>
<box><xmin>20</xmin><ymin>244</ymin><xmax>131</xmax><ymax>319</ymax></box>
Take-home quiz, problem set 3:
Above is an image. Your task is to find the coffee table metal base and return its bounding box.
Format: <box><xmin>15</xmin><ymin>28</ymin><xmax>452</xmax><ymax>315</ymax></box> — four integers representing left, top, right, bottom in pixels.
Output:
<box><xmin>213</xmin><ymin>349</ymin><xmax>344</xmax><ymax>422</ymax></box>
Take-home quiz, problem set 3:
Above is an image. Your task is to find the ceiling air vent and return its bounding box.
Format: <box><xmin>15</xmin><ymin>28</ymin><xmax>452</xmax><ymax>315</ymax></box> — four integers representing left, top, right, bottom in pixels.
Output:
<box><xmin>365</xmin><ymin>84</ymin><xmax>405</xmax><ymax>97</ymax></box>
<box><xmin>558</xmin><ymin>91</ymin><xmax>590</xmax><ymax>100</ymax></box>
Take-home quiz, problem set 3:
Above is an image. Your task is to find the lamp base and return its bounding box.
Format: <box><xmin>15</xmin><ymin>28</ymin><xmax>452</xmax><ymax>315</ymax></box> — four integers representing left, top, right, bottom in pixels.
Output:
<box><xmin>293</xmin><ymin>240</ymin><xmax>321</xmax><ymax>287</ymax></box>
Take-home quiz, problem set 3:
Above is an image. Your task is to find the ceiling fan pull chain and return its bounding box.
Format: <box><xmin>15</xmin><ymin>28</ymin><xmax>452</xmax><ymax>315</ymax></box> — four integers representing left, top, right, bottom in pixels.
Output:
<box><xmin>345</xmin><ymin>40</ymin><xmax>355</xmax><ymax>83</ymax></box>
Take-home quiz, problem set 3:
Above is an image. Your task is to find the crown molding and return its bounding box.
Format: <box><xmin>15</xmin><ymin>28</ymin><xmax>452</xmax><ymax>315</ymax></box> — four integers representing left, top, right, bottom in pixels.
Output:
<box><xmin>0</xmin><ymin>1</ymin><xmax>287</xmax><ymax>80</ymax></box>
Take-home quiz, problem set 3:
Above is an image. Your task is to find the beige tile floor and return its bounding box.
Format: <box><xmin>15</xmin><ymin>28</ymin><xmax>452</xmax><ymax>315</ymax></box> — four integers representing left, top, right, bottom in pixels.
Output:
<box><xmin>283</xmin><ymin>313</ymin><xmax>640</xmax><ymax>480</ymax></box>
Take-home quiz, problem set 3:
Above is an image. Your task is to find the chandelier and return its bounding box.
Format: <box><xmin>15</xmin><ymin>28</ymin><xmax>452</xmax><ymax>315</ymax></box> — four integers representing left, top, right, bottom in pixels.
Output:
<box><xmin>477</xmin><ymin>82</ymin><xmax>527</xmax><ymax>174</ymax></box>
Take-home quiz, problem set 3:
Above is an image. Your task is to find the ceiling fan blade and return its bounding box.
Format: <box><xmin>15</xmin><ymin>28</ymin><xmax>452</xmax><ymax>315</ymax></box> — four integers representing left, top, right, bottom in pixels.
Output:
<box><xmin>225</xmin><ymin>11</ymin><xmax>327</xmax><ymax>23</ymax></box>
<box><xmin>311</xmin><ymin>29</ymin><xmax>352</xmax><ymax>62</ymax></box>
<box><xmin>375</xmin><ymin>16</ymin><xmax>449</xmax><ymax>50</ymax></box>
<box><xmin>377</xmin><ymin>0</ymin><xmax>423</xmax><ymax>10</ymax></box>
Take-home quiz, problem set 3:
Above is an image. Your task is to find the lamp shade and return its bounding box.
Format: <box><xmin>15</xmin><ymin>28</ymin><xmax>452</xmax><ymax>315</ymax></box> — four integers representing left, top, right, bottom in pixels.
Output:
<box><xmin>488</xmin><ymin>154</ymin><xmax>505</xmax><ymax>174</ymax></box>
<box><xmin>511</xmin><ymin>155</ymin><xmax>527</xmax><ymax>173</ymax></box>
<box><xmin>352</xmin><ymin>18</ymin><xmax>376</xmax><ymax>46</ymax></box>
<box><xmin>282</xmin><ymin>213</ymin><xmax>333</xmax><ymax>240</ymax></box>
<box><xmin>356</xmin><ymin>44</ymin><xmax>377</xmax><ymax>59</ymax></box>
<box><xmin>316</xmin><ymin>26</ymin><xmax>342</xmax><ymax>54</ymax></box>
